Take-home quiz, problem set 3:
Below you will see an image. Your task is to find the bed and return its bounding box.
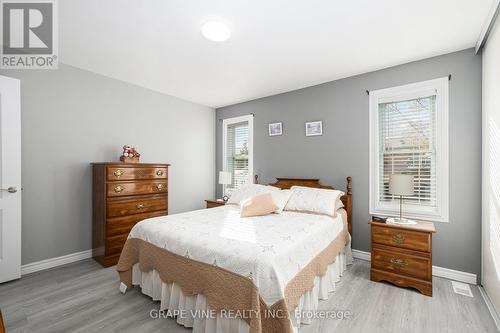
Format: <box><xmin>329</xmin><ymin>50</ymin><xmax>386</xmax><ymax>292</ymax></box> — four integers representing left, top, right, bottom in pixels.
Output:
<box><xmin>117</xmin><ymin>177</ymin><xmax>353</xmax><ymax>333</ymax></box>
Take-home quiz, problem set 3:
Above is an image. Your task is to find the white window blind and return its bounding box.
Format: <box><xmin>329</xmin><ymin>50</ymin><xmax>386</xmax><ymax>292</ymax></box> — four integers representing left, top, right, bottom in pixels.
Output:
<box><xmin>369</xmin><ymin>77</ymin><xmax>449</xmax><ymax>222</ymax></box>
<box><xmin>222</xmin><ymin>115</ymin><xmax>253</xmax><ymax>193</ymax></box>
<box><xmin>379</xmin><ymin>95</ymin><xmax>437</xmax><ymax>207</ymax></box>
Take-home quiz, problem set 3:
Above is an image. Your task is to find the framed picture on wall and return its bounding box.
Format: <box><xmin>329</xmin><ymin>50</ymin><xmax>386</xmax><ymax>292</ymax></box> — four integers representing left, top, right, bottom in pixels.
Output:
<box><xmin>305</xmin><ymin>121</ymin><xmax>323</xmax><ymax>136</ymax></box>
<box><xmin>269</xmin><ymin>122</ymin><xmax>283</xmax><ymax>136</ymax></box>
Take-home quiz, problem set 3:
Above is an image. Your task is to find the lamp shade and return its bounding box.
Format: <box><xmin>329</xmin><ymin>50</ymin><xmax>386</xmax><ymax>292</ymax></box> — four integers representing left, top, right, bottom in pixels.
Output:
<box><xmin>218</xmin><ymin>171</ymin><xmax>232</xmax><ymax>185</ymax></box>
<box><xmin>389</xmin><ymin>174</ymin><xmax>414</xmax><ymax>196</ymax></box>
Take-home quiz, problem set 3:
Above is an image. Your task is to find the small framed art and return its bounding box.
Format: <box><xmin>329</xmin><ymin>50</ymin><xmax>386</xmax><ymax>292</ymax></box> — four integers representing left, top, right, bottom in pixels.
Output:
<box><xmin>269</xmin><ymin>122</ymin><xmax>283</xmax><ymax>136</ymax></box>
<box><xmin>305</xmin><ymin>121</ymin><xmax>323</xmax><ymax>136</ymax></box>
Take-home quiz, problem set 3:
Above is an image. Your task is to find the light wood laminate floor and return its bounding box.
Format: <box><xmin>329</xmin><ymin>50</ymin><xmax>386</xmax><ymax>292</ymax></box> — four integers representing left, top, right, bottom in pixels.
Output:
<box><xmin>0</xmin><ymin>259</ymin><xmax>497</xmax><ymax>333</ymax></box>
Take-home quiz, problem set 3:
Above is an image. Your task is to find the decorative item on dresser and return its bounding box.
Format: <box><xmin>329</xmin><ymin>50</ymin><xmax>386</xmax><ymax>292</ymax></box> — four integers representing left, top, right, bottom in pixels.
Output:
<box><xmin>205</xmin><ymin>199</ymin><xmax>226</xmax><ymax>208</ymax></box>
<box><xmin>92</xmin><ymin>162</ymin><xmax>169</xmax><ymax>267</ymax></box>
<box><xmin>369</xmin><ymin>219</ymin><xmax>436</xmax><ymax>296</ymax></box>
<box><xmin>120</xmin><ymin>145</ymin><xmax>141</xmax><ymax>163</ymax></box>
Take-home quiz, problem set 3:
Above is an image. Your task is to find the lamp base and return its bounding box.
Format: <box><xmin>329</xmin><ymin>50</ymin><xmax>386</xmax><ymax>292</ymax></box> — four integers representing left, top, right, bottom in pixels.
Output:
<box><xmin>386</xmin><ymin>217</ymin><xmax>417</xmax><ymax>225</ymax></box>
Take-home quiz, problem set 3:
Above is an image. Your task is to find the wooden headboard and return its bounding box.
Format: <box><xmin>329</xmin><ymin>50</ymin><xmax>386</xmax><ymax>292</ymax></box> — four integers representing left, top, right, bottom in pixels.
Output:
<box><xmin>254</xmin><ymin>175</ymin><xmax>353</xmax><ymax>237</ymax></box>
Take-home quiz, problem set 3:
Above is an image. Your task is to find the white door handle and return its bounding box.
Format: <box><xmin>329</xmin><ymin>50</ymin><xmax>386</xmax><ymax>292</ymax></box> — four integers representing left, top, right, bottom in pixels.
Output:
<box><xmin>1</xmin><ymin>187</ymin><xmax>17</xmax><ymax>193</ymax></box>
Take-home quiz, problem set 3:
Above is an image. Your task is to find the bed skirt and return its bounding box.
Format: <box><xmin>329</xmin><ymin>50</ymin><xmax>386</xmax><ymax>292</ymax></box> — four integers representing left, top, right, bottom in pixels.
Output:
<box><xmin>131</xmin><ymin>243</ymin><xmax>352</xmax><ymax>333</ymax></box>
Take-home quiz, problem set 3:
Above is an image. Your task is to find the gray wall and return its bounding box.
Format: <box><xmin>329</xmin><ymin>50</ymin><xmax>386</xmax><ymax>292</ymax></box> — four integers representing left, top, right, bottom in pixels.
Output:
<box><xmin>1</xmin><ymin>64</ymin><xmax>216</xmax><ymax>265</ymax></box>
<box><xmin>216</xmin><ymin>49</ymin><xmax>482</xmax><ymax>276</ymax></box>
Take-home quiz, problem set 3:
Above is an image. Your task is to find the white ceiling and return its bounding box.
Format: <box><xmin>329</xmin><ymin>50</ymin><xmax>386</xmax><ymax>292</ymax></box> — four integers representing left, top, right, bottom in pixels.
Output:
<box><xmin>60</xmin><ymin>0</ymin><xmax>494</xmax><ymax>108</ymax></box>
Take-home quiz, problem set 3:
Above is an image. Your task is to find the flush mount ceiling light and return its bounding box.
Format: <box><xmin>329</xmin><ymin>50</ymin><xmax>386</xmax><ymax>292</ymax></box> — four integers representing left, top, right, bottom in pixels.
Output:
<box><xmin>201</xmin><ymin>21</ymin><xmax>231</xmax><ymax>42</ymax></box>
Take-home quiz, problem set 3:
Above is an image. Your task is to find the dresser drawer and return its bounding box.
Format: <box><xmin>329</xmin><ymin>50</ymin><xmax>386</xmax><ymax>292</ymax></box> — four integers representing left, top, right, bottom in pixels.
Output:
<box><xmin>107</xmin><ymin>166</ymin><xmax>168</xmax><ymax>181</ymax></box>
<box><xmin>107</xmin><ymin>181</ymin><xmax>168</xmax><ymax>197</ymax></box>
<box><xmin>106</xmin><ymin>234</ymin><xmax>129</xmax><ymax>256</ymax></box>
<box><xmin>107</xmin><ymin>196</ymin><xmax>167</xmax><ymax>218</ymax></box>
<box><xmin>372</xmin><ymin>246</ymin><xmax>431</xmax><ymax>281</ymax></box>
<box><xmin>371</xmin><ymin>225</ymin><xmax>431</xmax><ymax>252</ymax></box>
<box><xmin>107</xmin><ymin>210</ymin><xmax>167</xmax><ymax>237</ymax></box>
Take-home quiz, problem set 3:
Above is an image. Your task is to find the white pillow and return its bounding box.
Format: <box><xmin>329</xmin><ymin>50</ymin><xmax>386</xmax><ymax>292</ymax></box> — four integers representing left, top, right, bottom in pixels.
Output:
<box><xmin>336</xmin><ymin>199</ymin><xmax>344</xmax><ymax>211</ymax></box>
<box><xmin>270</xmin><ymin>189</ymin><xmax>292</xmax><ymax>214</ymax></box>
<box><xmin>284</xmin><ymin>186</ymin><xmax>345</xmax><ymax>217</ymax></box>
<box><xmin>227</xmin><ymin>184</ymin><xmax>281</xmax><ymax>205</ymax></box>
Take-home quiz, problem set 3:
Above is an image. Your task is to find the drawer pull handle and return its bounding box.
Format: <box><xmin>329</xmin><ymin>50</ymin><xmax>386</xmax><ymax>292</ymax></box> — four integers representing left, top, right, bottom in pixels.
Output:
<box><xmin>156</xmin><ymin>184</ymin><xmax>164</xmax><ymax>190</ymax></box>
<box><xmin>392</xmin><ymin>234</ymin><xmax>405</xmax><ymax>244</ymax></box>
<box><xmin>156</xmin><ymin>170</ymin><xmax>164</xmax><ymax>176</ymax></box>
<box><xmin>114</xmin><ymin>185</ymin><xmax>124</xmax><ymax>193</ymax></box>
<box><xmin>113</xmin><ymin>169</ymin><xmax>124</xmax><ymax>177</ymax></box>
<box><xmin>390</xmin><ymin>258</ymin><xmax>407</xmax><ymax>267</ymax></box>
<box><xmin>136</xmin><ymin>203</ymin><xmax>145</xmax><ymax>209</ymax></box>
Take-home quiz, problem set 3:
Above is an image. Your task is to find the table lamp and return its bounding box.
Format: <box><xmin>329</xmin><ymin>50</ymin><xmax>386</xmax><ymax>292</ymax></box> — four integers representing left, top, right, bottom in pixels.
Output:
<box><xmin>387</xmin><ymin>174</ymin><xmax>416</xmax><ymax>225</ymax></box>
<box><xmin>219</xmin><ymin>171</ymin><xmax>232</xmax><ymax>201</ymax></box>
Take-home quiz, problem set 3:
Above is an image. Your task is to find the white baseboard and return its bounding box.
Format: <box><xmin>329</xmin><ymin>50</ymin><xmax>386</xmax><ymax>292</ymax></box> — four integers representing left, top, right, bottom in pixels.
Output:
<box><xmin>479</xmin><ymin>286</ymin><xmax>500</xmax><ymax>332</ymax></box>
<box><xmin>352</xmin><ymin>249</ymin><xmax>371</xmax><ymax>261</ymax></box>
<box><xmin>19</xmin><ymin>247</ymin><xmax>478</xmax><ymax>285</ymax></box>
<box><xmin>432</xmin><ymin>266</ymin><xmax>477</xmax><ymax>285</ymax></box>
<box><xmin>21</xmin><ymin>249</ymin><xmax>93</xmax><ymax>275</ymax></box>
<box><xmin>352</xmin><ymin>249</ymin><xmax>477</xmax><ymax>285</ymax></box>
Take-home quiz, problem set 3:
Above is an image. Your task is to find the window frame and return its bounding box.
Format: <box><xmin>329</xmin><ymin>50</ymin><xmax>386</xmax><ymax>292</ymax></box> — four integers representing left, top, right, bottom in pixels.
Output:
<box><xmin>369</xmin><ymin>77</ymin><xmax>449</xmax><ymax>223</ymax></box>
<box><xmin>222</xmin><ymin>114</ymin><xmax>254</xmax><ymax>193</ymax></box>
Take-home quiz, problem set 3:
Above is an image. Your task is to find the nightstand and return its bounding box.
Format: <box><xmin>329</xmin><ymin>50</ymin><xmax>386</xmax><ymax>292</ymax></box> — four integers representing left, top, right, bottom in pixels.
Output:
<box><xmin>369</xmin><ymin>220</ymin><xmax>436</xmax><ymax>296</ymax></box>
<box><xmin>205</xmin><ymin>199</ymin><xmax>226</xmax><ymax>208</ymax></box>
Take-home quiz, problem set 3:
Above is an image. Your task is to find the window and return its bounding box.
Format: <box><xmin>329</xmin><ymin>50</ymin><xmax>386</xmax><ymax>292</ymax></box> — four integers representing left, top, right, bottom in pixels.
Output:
<box><xmin>369</xmin><ymin>77</ymin><xmax>449</xmax><ymax>222</ymax></box>
<box><xmin>222</xmin><ymin>115</ymin><xmax>253</xmax><ymax>193</ymax></box>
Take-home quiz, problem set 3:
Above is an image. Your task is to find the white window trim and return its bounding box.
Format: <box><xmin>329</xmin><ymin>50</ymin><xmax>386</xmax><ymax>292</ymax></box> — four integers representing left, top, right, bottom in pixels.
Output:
<box><xmin>369</xmin><ymin>77</ymin><xmax>449</xmax><ymax>223</ymax></box>
<box><xmin>222</xmin><ymin>114</ymin><xmax>254</xmax><ymax>193</ymax></box>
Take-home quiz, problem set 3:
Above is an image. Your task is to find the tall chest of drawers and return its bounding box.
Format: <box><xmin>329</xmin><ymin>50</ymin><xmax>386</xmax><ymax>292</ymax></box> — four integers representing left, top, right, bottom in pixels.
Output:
<box><xmin>92</xmin><ymin>162</ymin><xmax>170</xmax><ymax>267</ymax></box>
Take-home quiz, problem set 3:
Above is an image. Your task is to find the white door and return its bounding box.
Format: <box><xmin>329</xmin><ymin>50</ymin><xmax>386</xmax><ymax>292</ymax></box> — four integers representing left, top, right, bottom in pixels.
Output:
<box><xmin>0</xmin><ymin>75</ymin><xmax>21</xmax><ymax>283</ymax></box>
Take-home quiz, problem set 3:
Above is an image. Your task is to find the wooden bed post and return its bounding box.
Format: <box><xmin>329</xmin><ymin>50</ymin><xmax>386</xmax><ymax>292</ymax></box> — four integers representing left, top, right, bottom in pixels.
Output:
<box><xmin>254</xmin><ymin>175</ymin><xmax>259</xmax><ymax>184</ymax></box>
<box><xmin>345</xmin><ymin>176</ymin><xmax>353</xmax><ymax>238</ymax></box>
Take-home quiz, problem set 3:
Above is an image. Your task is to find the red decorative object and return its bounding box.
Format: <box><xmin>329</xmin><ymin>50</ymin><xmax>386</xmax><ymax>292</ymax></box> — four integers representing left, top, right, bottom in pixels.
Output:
<box><xmin>120</xmin><ymin>145</ymin><xmax>141</xmax><ymax>163</ymax></box>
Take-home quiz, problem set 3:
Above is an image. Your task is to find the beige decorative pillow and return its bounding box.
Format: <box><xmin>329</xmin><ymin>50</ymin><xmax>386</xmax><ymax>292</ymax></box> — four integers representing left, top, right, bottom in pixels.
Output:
<box><xmin>284</xmin><ymin>186</ymin><xmax>345</xmax><ymax>217</ymax></box>
<box><xmin>240</xmin><ymin>193</ymin><xmax>279</xmax><ymax>217</ymax></box>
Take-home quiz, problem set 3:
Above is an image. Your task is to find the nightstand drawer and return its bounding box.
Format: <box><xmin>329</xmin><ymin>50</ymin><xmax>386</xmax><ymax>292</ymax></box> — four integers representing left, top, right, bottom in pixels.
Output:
<box><xmin>372</xmin><ymin>247</ymin><xmax>431</xmax><ymax>281</ymax></box>
<box><xmin>371</xmin><ymin>225</ymin><xmax>431</xmax><ymax>252</ymax></box>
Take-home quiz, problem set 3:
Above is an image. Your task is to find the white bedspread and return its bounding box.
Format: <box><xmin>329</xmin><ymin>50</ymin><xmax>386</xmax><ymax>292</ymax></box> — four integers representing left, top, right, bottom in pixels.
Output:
<box><xmin>129</xmin><ymin>205</ymin><xmax>345</xmax><ymax>306</ymax></box>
